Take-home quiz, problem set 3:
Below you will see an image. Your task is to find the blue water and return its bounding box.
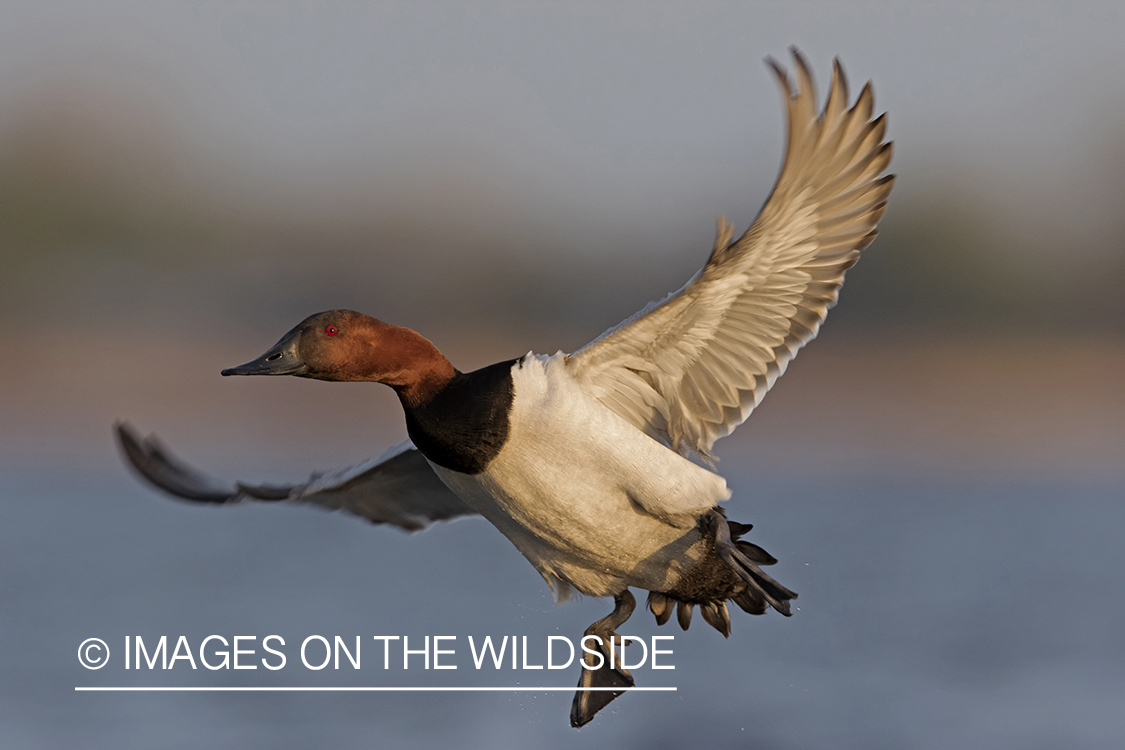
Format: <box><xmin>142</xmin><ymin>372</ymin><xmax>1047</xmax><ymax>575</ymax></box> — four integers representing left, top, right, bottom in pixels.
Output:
<box><xmin>3</xmin><ymin>458</ymin><xmax>1123</xmax><ymax>749</ymax></box>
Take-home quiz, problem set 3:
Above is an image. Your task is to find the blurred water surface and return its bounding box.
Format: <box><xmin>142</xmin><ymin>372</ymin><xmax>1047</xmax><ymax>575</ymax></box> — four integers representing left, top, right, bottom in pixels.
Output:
<box><xmin>3</xmin><ymin>450</ymin><xmax>1123</xmax><ymax>749</ymax></box>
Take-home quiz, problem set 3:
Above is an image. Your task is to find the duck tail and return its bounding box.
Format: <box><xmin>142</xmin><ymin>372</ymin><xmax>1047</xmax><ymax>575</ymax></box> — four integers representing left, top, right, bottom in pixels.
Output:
<box><xmin>646</xmin><ymin>513</ymin><xmax>797</xmax><ymax>636</ymax></box>
<box><xmin>713</xmin><ymin>512</ymin><xmax>797</xmax><ymax>617</ymax></box>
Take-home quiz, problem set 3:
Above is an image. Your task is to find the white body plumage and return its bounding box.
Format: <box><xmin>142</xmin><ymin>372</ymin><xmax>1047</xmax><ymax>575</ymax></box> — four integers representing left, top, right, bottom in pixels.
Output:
<box><xmin>428</xmin><ymin>354</ymin><xmax>731</xmax><ymax>599</ymax></box>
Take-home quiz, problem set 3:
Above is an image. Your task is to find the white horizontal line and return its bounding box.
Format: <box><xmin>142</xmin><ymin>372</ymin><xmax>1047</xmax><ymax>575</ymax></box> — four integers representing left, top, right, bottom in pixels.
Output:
<box><xmin>75</xmin><ymin>686</ymin><xmax>676</xmax><ymax>692</ymax></box>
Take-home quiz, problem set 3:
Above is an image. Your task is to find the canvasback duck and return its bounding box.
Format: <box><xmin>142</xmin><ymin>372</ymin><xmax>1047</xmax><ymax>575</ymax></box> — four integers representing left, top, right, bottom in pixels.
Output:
<box><xmin>118</xmin><ymin>50</ymin><xmax>893</xmax><ymax>727</ymax></box>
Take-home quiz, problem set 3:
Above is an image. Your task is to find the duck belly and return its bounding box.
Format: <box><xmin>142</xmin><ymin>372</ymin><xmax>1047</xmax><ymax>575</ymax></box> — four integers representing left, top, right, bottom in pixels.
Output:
<box><xmin>427</xmin><ymin>355</ymin><xmax>731</xmax><ymax>599</ymax></box>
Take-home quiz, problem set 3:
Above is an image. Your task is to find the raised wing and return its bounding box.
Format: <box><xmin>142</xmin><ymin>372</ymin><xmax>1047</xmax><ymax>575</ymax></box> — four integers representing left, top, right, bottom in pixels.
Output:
<box><xmin>115</xmin><ymin>422</ymin><xmax>477</xmax><ymax>531</ymax></box>
<box><xmin>568</xmin><ymin>50</ymin><xmax>894</xmax><ymax>458</ymax></box>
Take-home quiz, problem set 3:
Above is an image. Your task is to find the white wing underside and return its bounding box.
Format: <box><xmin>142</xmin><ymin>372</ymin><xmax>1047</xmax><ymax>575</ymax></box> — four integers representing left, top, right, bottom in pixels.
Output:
<box><xmin>568</xmin><ymin>50</ymin><xmax>895</xmax><ymax>459</ymax></box>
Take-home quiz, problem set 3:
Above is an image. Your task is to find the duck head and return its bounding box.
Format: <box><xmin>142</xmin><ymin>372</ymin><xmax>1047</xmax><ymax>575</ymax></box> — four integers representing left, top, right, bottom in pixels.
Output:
<box><xmin>222</xmin><ymin>310</ymin><xmax>455</xmax><ymax>405</ymax></box>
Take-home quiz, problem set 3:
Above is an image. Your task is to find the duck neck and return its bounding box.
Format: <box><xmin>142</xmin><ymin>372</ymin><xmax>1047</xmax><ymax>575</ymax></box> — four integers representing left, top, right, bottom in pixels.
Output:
<box><xmin>394</xmin><ymin>364</ymin><xmax>457</xmax><ymax>409</ymax></box>
<box><xmin>375</xmin><ymin>325</ymin><xmax>456</xmax><ymax>408</ymax></box>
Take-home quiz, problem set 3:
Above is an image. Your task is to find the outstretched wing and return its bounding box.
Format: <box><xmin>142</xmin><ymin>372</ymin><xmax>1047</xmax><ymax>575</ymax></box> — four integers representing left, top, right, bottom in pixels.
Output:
<box><xmin>115</xmin><ymin>422</ymin><xmax>477</xmax><ymax>532</ymax></box>
<box><xmin>568</xmin><ymin>49</ymin><xmax>894</xmax><ymax>458</ymax></box>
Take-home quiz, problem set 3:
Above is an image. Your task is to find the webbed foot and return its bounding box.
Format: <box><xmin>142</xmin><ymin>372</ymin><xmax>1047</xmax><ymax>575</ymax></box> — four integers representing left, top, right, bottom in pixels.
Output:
<box><xmin>570</xmin><ymin>589</ymin><xmax>637</xmax><ymax>728</ymax></box>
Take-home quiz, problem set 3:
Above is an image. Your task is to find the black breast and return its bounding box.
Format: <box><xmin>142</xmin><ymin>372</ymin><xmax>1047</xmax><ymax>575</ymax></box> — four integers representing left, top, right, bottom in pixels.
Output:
<box><xmin>402</xmin><ymin>359</ymin><xmax>517</xmax><ymax>475</ymax></box>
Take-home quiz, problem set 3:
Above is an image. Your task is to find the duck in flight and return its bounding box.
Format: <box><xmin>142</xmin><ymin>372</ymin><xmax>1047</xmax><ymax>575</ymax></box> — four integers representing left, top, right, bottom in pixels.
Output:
<box><xmin>118</xmin><ymin>49</ymin><xmax>893</xmax><ymax>727</ymax></box>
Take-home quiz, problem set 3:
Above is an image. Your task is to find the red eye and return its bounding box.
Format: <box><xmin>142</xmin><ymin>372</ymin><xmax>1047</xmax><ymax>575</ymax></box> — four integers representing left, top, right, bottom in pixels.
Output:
<box><xmin>325</xmin><ymin>326</ymin><xmax>338</xmax><ymax>336</ymax></box>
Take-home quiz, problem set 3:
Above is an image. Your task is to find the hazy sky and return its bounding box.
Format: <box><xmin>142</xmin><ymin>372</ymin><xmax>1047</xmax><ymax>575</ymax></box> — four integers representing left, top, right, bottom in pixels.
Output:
<box><xmin>2</xmin><ymin>1</ymin><xmax>1122</xmax><ymax>223</ymax></box>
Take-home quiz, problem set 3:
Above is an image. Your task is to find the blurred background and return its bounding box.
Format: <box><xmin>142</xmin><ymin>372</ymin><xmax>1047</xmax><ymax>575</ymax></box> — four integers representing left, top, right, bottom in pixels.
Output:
<box><xmin>2</xmin><ymin>2</ymin><xmax>1122</xmax><ymax>749</ymax></box>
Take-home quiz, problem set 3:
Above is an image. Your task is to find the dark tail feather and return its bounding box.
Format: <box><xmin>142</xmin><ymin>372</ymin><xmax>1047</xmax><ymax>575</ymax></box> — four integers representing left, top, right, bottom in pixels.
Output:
<box><xmin>713</xmin><ymin>512</ymin><xmax>797</xmax><ymax>616</ymax></box>
<box><xmin>723</xmin><ymin>545</ymin><xmax>797</xmax><ymax>616</ymax></box>
<box><xmin>727</xmin><ymin>520</ymin><xmax>754</xmax><ymax>538</ymax></box>
<box><xmin>735</xmin><ymin>539</ymin><xmax>777</xmax><ymax>565</ymax></box>
<box><xmin>646</xmin><ymin>513</ymin><xmax>797</xmax><ymax>633</ymax></box>
<box><xmin>728</xmin><ymin>520</ymin><xmax>778</xmax><ymax>565</ymax></box>
<box><xmin>647</xmin><ymin>592</ymin><xmax>674</xmax><ymax>626</ymax></box>
<box><xmin>699</xmin><ymin>601</ymin><xmax>732</xmax><ymax>637</ymax></box>
<box><xmin>676</xmin><ymin>601</ymin><xmax>694</xmax><ymax>630</ymax></box>
<box><xmin>731</xmin><ymin>588</ymin><xmax>767</xmax><ymax>616</ymax></box>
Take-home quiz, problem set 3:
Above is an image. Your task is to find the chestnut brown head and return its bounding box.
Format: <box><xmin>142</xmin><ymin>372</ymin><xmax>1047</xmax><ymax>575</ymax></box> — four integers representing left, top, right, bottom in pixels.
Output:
<box><xmin>222</xmin><ymin>310</ymin><xmax>454</xmax><ymax>400</ymax></box>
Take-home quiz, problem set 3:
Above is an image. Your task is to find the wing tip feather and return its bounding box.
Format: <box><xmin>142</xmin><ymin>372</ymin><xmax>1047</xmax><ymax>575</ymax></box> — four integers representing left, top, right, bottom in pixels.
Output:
<box><xmin>567</xmin><ymin>53</ymin><xmax>894</xmax><ymax>458</ymax></box>
<box><xmin>765</xmin><ymin>55</ymin><xmax>794</xmax><ymax>99</ymax></box>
